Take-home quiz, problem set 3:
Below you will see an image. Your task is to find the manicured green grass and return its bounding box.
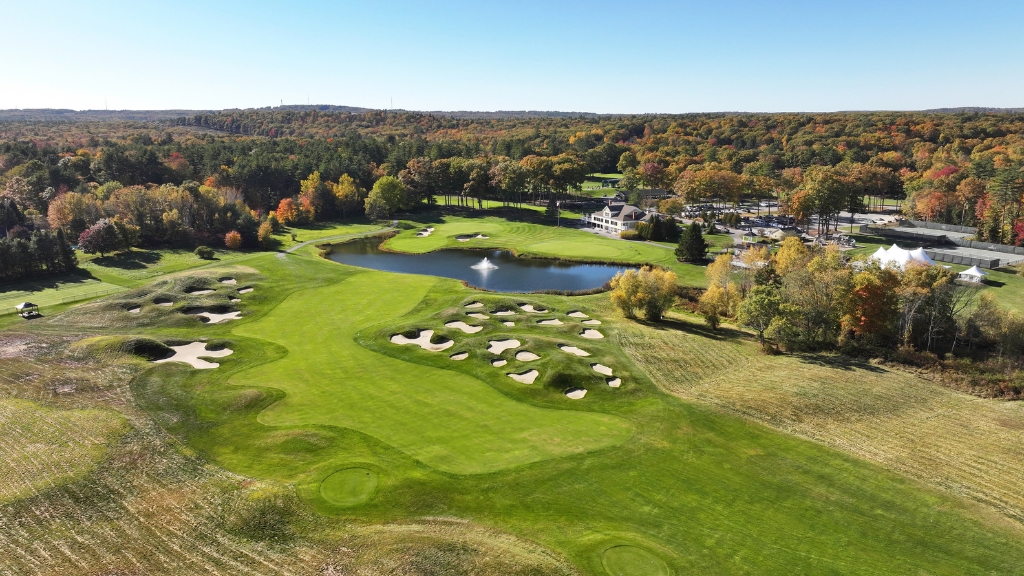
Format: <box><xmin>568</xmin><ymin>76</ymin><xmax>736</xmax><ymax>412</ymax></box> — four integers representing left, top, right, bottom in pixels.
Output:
<box><xmin>126</xmin><ymin>251</ymin><xmax>1024</xmax><ymax>575</ymax></box>
<box><xmin>387</xmin><ymin>215</ymin><xmax>709</xmax><ymax>286</ymax></box>
<box><xmin>231</xmin><ymin>272</ymin><xmax>631</xmax><ymax>474</ymax></box>
<box><xmin>320</xmin><ymin>467</ymin><xmax>379</xmax><ymax>506</ymax></box>
<box><xmin>0</xmin><ymin>273</ymin><xmax>126</xmax><ymax>316</ymax></box>
<box><xmin>601</xmin><ymin>545</ymin><xmax>669</xmax><ymax>576</ymax></box>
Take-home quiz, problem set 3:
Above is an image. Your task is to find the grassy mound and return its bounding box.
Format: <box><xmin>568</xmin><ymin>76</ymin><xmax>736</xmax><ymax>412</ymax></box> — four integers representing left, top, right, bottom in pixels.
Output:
<box><xmin>601</xmin><ymin>546</ymin><xmax>669</xmax><ymax>576</ymax></box>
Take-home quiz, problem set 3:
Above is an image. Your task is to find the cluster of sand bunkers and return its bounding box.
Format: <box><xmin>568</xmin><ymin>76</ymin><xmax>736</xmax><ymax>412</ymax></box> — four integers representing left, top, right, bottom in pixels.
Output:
<box><xmin>390</xmin><ymin>300</ymin><xmax>621</xmax><ymax>399</ymax></box>
<box><xmin>147</xmin><ymin>276</ymin><xmax>255</xmax><ymax>370</ymax></box>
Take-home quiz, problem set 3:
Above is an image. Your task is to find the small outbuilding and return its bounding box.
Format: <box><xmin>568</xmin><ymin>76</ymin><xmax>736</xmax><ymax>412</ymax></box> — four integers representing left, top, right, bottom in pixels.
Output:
<box><xmin>958</xmin><ymin>265</ymin><xmax>989</xmax><ymax>284</ymax></box>
<box><xmin>15</xmin><ymin>302</ymin><xmax>39</xmax><ymax>318</ymax></box>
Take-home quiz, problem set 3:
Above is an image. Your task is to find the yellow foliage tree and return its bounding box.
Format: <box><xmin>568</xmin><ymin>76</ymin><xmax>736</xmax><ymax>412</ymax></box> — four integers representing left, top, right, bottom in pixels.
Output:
<box><xmin>610</xmin><ymin>266</ymin><xmax>678</xmax><ymax>320</ymax></box>
<box><xmin>773</xmin><ymin>236</ymin><xmax>811</xmax><ymax>276</ymax></box>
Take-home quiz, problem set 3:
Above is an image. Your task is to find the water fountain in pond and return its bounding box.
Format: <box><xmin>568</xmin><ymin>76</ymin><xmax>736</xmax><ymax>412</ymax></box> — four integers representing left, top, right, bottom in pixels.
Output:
<box><xmin>471</xmin><ymin>257</ymin><xmax>499</xmax><ymax>270</ymax></box>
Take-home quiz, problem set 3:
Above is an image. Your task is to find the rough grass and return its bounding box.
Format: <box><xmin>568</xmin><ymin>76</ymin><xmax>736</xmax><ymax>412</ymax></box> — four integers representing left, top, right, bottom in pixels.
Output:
<box><xmin>619</xmin><ymin>312</ymin><xmax>1024</xmax><ymax>526</ymax></box>
<box><xmin>0</xmin><ymin>398</ymin><xmax>126</xmax><ymax>504</ymax></box>
<box><xmin>385</xmin><ymin>215</ymin><xmax>707</xmax><ymax>286</ymax></box>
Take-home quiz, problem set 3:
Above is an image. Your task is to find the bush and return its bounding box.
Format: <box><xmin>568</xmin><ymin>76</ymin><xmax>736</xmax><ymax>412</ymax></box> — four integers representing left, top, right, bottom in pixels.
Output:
<box><xmin>619</xmin><ymin>229</ymin><xmax>641</xmax><ymax>240</ymax></box>
<box><xmin>610</xmin><ymin>266</ymin><xmax>678</xmax><ymax>320</ymax></box>
<box><xmin>194</xmin><ymin>246</ymin><xmax>215</xmax><ymax>259</ymax></box>
<box><xmin>225</xmin><ymin>230</ymin><xmax>243</xmax><ymax>250</ymax></box>
<box><xmin>257</xmin><ymin>221</ymin><xmax>274</xmax><ymax>247</ymax></box>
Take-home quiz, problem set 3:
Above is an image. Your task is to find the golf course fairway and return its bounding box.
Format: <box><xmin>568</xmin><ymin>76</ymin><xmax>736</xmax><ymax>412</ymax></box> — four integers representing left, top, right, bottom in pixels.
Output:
<box><xmin>231</xmin><ymin>271</ymin><xmax>633</xmax><ymax>474</ymax></box>
<box><xmin>126</xmin><ymin>252</ymin><xmax>1024</xmax><ymax>575</ymax></box>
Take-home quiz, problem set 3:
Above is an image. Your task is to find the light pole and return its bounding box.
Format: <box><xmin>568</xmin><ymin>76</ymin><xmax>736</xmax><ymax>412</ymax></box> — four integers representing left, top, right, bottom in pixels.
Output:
<box><xmin>556</xmin><ymin>201</ymin><xmax>561</xmax><ymax>227</ymax></box>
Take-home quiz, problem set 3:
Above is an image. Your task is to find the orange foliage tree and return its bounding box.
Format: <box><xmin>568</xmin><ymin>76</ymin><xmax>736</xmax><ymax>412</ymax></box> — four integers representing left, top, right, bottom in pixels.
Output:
<box><xmin>224</xmin><ymin>230</ymin><xmax>243</xmax><ymax>250</ymax></box>
<box><xmin>276</xmin><ymin>198</ymin><xmax>299</xmax><ymax>225</ymax></box>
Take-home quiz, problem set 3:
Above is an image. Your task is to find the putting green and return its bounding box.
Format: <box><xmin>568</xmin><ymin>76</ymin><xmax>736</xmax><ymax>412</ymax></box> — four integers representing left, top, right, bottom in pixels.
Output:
<box><xmin>230</xmin><ymin>271</ymin><xmax>632</xmax><ymax>474</ymax></box>
<box><xmin>601</xmin><ymin>546</ymin><xmax>669</xmax><ymax>576</ymax></box>
<box><xmin>320</xmin><ymin>467</ymin><xmax>378</xmax><ymax>506</ymax></box>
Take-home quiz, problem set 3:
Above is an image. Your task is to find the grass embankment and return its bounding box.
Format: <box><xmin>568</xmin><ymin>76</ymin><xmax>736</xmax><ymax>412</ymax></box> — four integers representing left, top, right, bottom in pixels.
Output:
<box><xmin>122</xmin><ymin>251</ymin><xmax>1024</xmax><ymax>575</ymax></box>
<box><xmin>619</xmin><ymin>312</ymin><xmax>1024</xmax><ymax>525</ymax></box>
<box><xmin>0</xmin><ymin>221</ymin><xmax>385</xmax><ymax>320</ymax></box>
<box><xmin>384</xmin><ymin>215</ymin><xmax>708</xmax><ymax>286</ymax></box>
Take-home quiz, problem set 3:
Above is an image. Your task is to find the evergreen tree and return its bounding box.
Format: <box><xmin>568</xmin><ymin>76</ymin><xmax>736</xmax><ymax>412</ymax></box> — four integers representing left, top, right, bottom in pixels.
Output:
<box><xmin>55</xmin><ymin>228</ymin><xmax>77</xmax><ymax>271</ymax></box>
<box><xmin>675</xmin><ymin>222</ymin><xmax>709</xmax><ymax>262</ymax></box>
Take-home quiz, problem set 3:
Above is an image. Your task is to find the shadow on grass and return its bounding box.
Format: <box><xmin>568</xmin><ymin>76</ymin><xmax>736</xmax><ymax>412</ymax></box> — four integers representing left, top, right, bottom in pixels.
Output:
<box><xmin>792</xmin><ymin>353</ymin><xmax>888</xmax><ymax>373</ymax></box>
<box><xmin>0</xmin><ymin>269</ymin><xmax>102</xmax><ymax>295</ymax></box>
<box><xmin>635</xmin><ymin>315</ymin><xmax>750</xmax><ymax>342</ymax></box>
<box><xmin>91</xmin><ymin>249</ymin><xmax>163</xmax><ymax>270</ymax></box>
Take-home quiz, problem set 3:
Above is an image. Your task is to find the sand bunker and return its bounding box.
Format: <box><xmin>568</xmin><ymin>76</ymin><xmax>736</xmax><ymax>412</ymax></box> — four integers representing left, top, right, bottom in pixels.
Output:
<box><xmin>445</xmin><ymin>321</ymin><xmax>483</xmax><ymax>334</ymax></box>
<box><xmin>507</xmin><ymin>370</ymin><xmax>539</xmax><ymax>384</ymax></box>
<box><xmin>491</xmin><ymin>359</ymin><xmax>507</xmax><ymax>367</ymax></box>
<box><xmin>567</xmin><ymin>311</ymin><xmax>589</xmax><ymax>318</ymax></box>
<box><xmin>558</xmin><ymin>344</ymin><xmax>590</xmax><ymax>357</ymax></box>
<box><xmin>491</xmin><ymin>310</ymin><xmax>515</xmax><ymax>316</ymax></box>
<box><xmin>582</xmin><ymin>319</ymin><xmax>602</xmax><ymax>325</ymax></box>
<box><xmin>456</xmin><ymin>234</ymin><xmax>489</xmax><ymax>241</ymax></box>
<box><xmin>154</xmin><ymin>342</ymin><xmax>233</xmax><ymax>369</ymax></box>
<box><xmin>487</xmin><ymin>339</ymin><xmax>520</xmax><ymax>354</ymax></box>
<box><xmin>230</xmin><ymin>298</ymin><xmax>241</xmax><ymax>303</ymax></box>
<box><xmin>219</xmin><ymin>277</ymin><xmax>237</xmax><ymax>285</ymax></box>
<box><xmin>190</xmin><ymin>310</ymin><xmax>243</xmax><ymax>324</ymax></box>
<box><xmin>464</xmin><ymin>301</ymin><xmax>484</xmax><ymax>308</ymax></box>
<box><xmin>450</xmin><ymin>352</ymin><xmax>469</xmax><ymax>361</ymax></box>
<box><xmin>565</xmin><ymin>388</ymin><xmax>587</xmax><ymax>400</ymax></box>
<box><xmin>127</xmin><ymin>306</ymin><xmax>141</xmax><ymax>314</ymax></box>
<box><xmin>153</xmin><ymin>298</ymin><xmax>173</xmax><ymax>307</ymax></box>
<box><xmin>467</xmin><ymin>313</ymin><xmax>489</xmax><ymax>320</ymax></box>
<box><xmin>515</xmin><ymin>351</ymin><xmax>540</xmax><ymax>361</ymax></box>
<box><xmin>415</xmin><ymin>227</ymin><xmax>435</xmax><ymax>237</ymax></box>
<box><xmin>390</xmin><ymin>330</ymin><xmax>454</xmax><ymax>352</ymax></box>
<box><xmin>591</xmin><ymin>363</ymin><xmax>613</xmax><ymax>376</ymax></box>
<box><xmin>186</xmin><ymin>289</ymin><xmax>215</xmax><ymax>295</ymax></box>
<box><xmin>607</xmin><ymin>378</ymin><xmax>622</xmax><ymax>388</ymax></box>
<box><xmin>580</xmin><ymin>329</ymin><xmax>604</xmax><ymax>339</ymax></box>
<box><xmin>502</xmin><ymin>321</ymin><xmax>515</xmax><ymax>327</ymax></box>
<box><xmin>519</xmin><ymin>304</ymin><xmax>548</xmax><ymax>313</ymax></box>
<box><xmin>238</xmin><ymin>287</ymin><xmax>254</xmax><ymax>294</ymax></box>
<box><xmin>537</xmin><ymin>319</ymin><xmax>563</xmax><ymax>326</ymax></box>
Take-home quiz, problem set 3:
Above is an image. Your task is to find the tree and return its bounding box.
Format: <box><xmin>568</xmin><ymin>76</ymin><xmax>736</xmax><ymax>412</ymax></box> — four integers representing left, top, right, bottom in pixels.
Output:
<box><xmin>257</xmin><ymin>221</ymin><xmax>274</xmax><ymax>247</ymax></box>
<box><xmin>675</xmin><ymin>222</ymin><xmax>708</xmax><ymax>262</ymax></box>
<box><xmin>77</xmin><ymin>219</ymin><xmax>123</xmax><ymax>256</ymax></box>
<box><xmin>773</xmin><ymin>236</ymin><xmax>811</xmax><ymax>276</ymax></box>
<box><xmin>364</xmin><ymin>176</ymin><xmax>407</xmax><ymax>220</ymax></box>
<box><xmin>737</xmin><ymin>285</ymin><xmax>782</xmax><ymax>350</ymax></box>
<box><xmin>276</xmin><ymin>198</ymin><xmax>299</xmax><ymax>225</ymax></box>
<box><xmin>609</xmin><ymin>266</ymin><xmax>677</xmax><ymax>320</ymax></box>
<box><xmin>333</xmin><ymin>174</ymin><xmax>366</xmax><ymax>218</ymax></box>
<box><xmin>224</xmin><ymin>230</ymin><xmax>243</xmax><ymax>250</ymax></box>
<box><xmin>298</xmin><ymin>171</ymin><xmax>331</xmax><ymax>221</ymax></box>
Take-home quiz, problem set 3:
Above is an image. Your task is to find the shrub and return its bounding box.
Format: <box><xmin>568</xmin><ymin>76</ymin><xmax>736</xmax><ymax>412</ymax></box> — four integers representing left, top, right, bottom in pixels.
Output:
<box><xmin>194</xmin><ymin>246</ymin><xmax>215</xmax><ymax>259</ymax></box>
<box><xmin>257</xmin><ymin>221</ymin><xmax>274</xmax><ymax>247</ymax></box>
<box><xmin>619</xmin><ymin>229</ymin><xmax>641</xmax><ymax>240</ymax></box>
<box><xmin>224</xmin><ymin>230</ymin><xmax>243</xmax><ymax>250</ymax></box>
<box><xmin>610</xmin><ymin>266</ymin><xmax>678</xmax><ymax>321</ymax></box>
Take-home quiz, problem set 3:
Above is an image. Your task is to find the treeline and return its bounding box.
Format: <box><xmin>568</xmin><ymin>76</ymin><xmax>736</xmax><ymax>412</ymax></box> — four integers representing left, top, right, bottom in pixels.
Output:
<box><xmin>0</xmin><ymin>198</ymin><xmax>76</xmax><ymax>281</ymax></box>
<box><xmin>2</xmin><ymin>110</ymin><xmax>1024</xmax><ymax>257</ymax></box>
<box><xmin>698</xmin><ymin>238</ymin><xmax>1024</xmax><ymax>397</ymax></box>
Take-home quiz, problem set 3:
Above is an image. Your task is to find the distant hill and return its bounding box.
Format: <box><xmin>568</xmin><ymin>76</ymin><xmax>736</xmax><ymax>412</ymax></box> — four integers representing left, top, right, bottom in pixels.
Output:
<box><xmin>2</xmin><ymin>106</ymin><xmax>1022</xmax><ymax>123</ymax></box>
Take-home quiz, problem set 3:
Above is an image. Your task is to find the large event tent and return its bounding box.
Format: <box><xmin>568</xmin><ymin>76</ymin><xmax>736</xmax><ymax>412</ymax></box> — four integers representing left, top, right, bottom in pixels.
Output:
<box><xmin>869</xmin><ymin>244</ymin><xmax>937</xmax><ymax>269</ymax></box>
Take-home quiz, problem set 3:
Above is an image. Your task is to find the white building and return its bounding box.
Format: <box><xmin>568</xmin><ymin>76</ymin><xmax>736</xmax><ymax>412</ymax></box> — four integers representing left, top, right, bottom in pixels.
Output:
<box><xmin>582</xmin><ymin>203</ymin><xmax>652</xmax><ymax>233</ymax></box>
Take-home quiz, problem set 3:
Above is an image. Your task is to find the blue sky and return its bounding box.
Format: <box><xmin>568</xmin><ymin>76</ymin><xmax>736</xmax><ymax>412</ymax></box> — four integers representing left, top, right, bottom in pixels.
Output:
<box><xmin>1</xmin><ymin>0</ymin><xmax>1021</xmax><ymax>113</ymax></box>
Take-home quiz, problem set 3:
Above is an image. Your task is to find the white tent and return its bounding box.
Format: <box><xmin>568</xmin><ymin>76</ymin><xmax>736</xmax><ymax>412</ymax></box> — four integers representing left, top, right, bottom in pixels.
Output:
<box><xmin>958</xmin><ymin>265</ymin><xmax>988</xmax><ymax>283</ymax></box>
<box><xmin>869</xmin><ymin>244</ymin><xmax>936</xmax><ymax>269</ymax></box>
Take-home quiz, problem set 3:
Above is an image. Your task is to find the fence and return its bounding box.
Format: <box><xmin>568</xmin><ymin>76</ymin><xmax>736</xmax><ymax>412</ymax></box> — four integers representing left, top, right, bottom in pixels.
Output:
<box><xmin>1</xmin><ymin>285</ymin><xmax>126</xmax><ymax>315</ymax></box>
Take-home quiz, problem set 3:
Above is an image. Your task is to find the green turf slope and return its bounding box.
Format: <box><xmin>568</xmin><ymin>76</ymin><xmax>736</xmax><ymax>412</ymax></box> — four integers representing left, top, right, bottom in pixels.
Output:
<box><xmin>130</xmin><ymin>252</ymin><xmax>1024</xmax><ymax>575</ymax></box>
<box><xmin>231</xmin><ymin>271</ymin><xmax>632</xmax><ymax>474</ymax></box>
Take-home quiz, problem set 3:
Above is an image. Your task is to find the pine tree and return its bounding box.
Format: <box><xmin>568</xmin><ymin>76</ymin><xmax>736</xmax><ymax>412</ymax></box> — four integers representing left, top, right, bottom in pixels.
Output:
<box><xmin>675</xmin><ymin>222</ymin><xmax>708</xmax><ymax>262</ymax></box>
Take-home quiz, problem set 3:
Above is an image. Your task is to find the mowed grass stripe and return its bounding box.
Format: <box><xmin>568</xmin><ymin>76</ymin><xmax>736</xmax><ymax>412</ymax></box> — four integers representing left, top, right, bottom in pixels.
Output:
<box><xmin>621</xmin><ymin>313</ymin><xmax>1024</xmax><ymax>525</ymax></box>
<box><xmin>230</xmin><ymin>270</ymin><xmax>632</xmax><ymax>474</ymax></box>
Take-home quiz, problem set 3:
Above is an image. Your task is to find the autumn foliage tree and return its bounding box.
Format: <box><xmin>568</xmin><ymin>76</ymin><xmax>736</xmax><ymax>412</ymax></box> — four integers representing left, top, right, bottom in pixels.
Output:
<box><xmin>224</xmin><ymin>230</ymin><xmax>243</xmax><ymax>250</ymax></box>
<box><xmin>275</xmin><ymin>198</ymin><xmax>299</xmax><ymax>225</ymax></box>
<box><xmin>609</xmin><ymin>266</ymin><xmax>678</xmax><ymax>321</ymax></box>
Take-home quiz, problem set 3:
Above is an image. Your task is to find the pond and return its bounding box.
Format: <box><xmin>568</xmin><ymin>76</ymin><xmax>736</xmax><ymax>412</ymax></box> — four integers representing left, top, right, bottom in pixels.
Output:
<box><xmin>327</xmin><ymin>237</ymin><xmax>632</xmax><ymax>293</ymax></box>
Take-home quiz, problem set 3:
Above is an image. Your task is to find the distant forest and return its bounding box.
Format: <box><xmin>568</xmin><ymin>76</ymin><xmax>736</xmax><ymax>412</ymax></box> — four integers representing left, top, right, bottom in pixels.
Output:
<box><xmin>2</xmin><ymin>108</ymin><xmax>1023</xmax><ymax>271</ymax></box>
